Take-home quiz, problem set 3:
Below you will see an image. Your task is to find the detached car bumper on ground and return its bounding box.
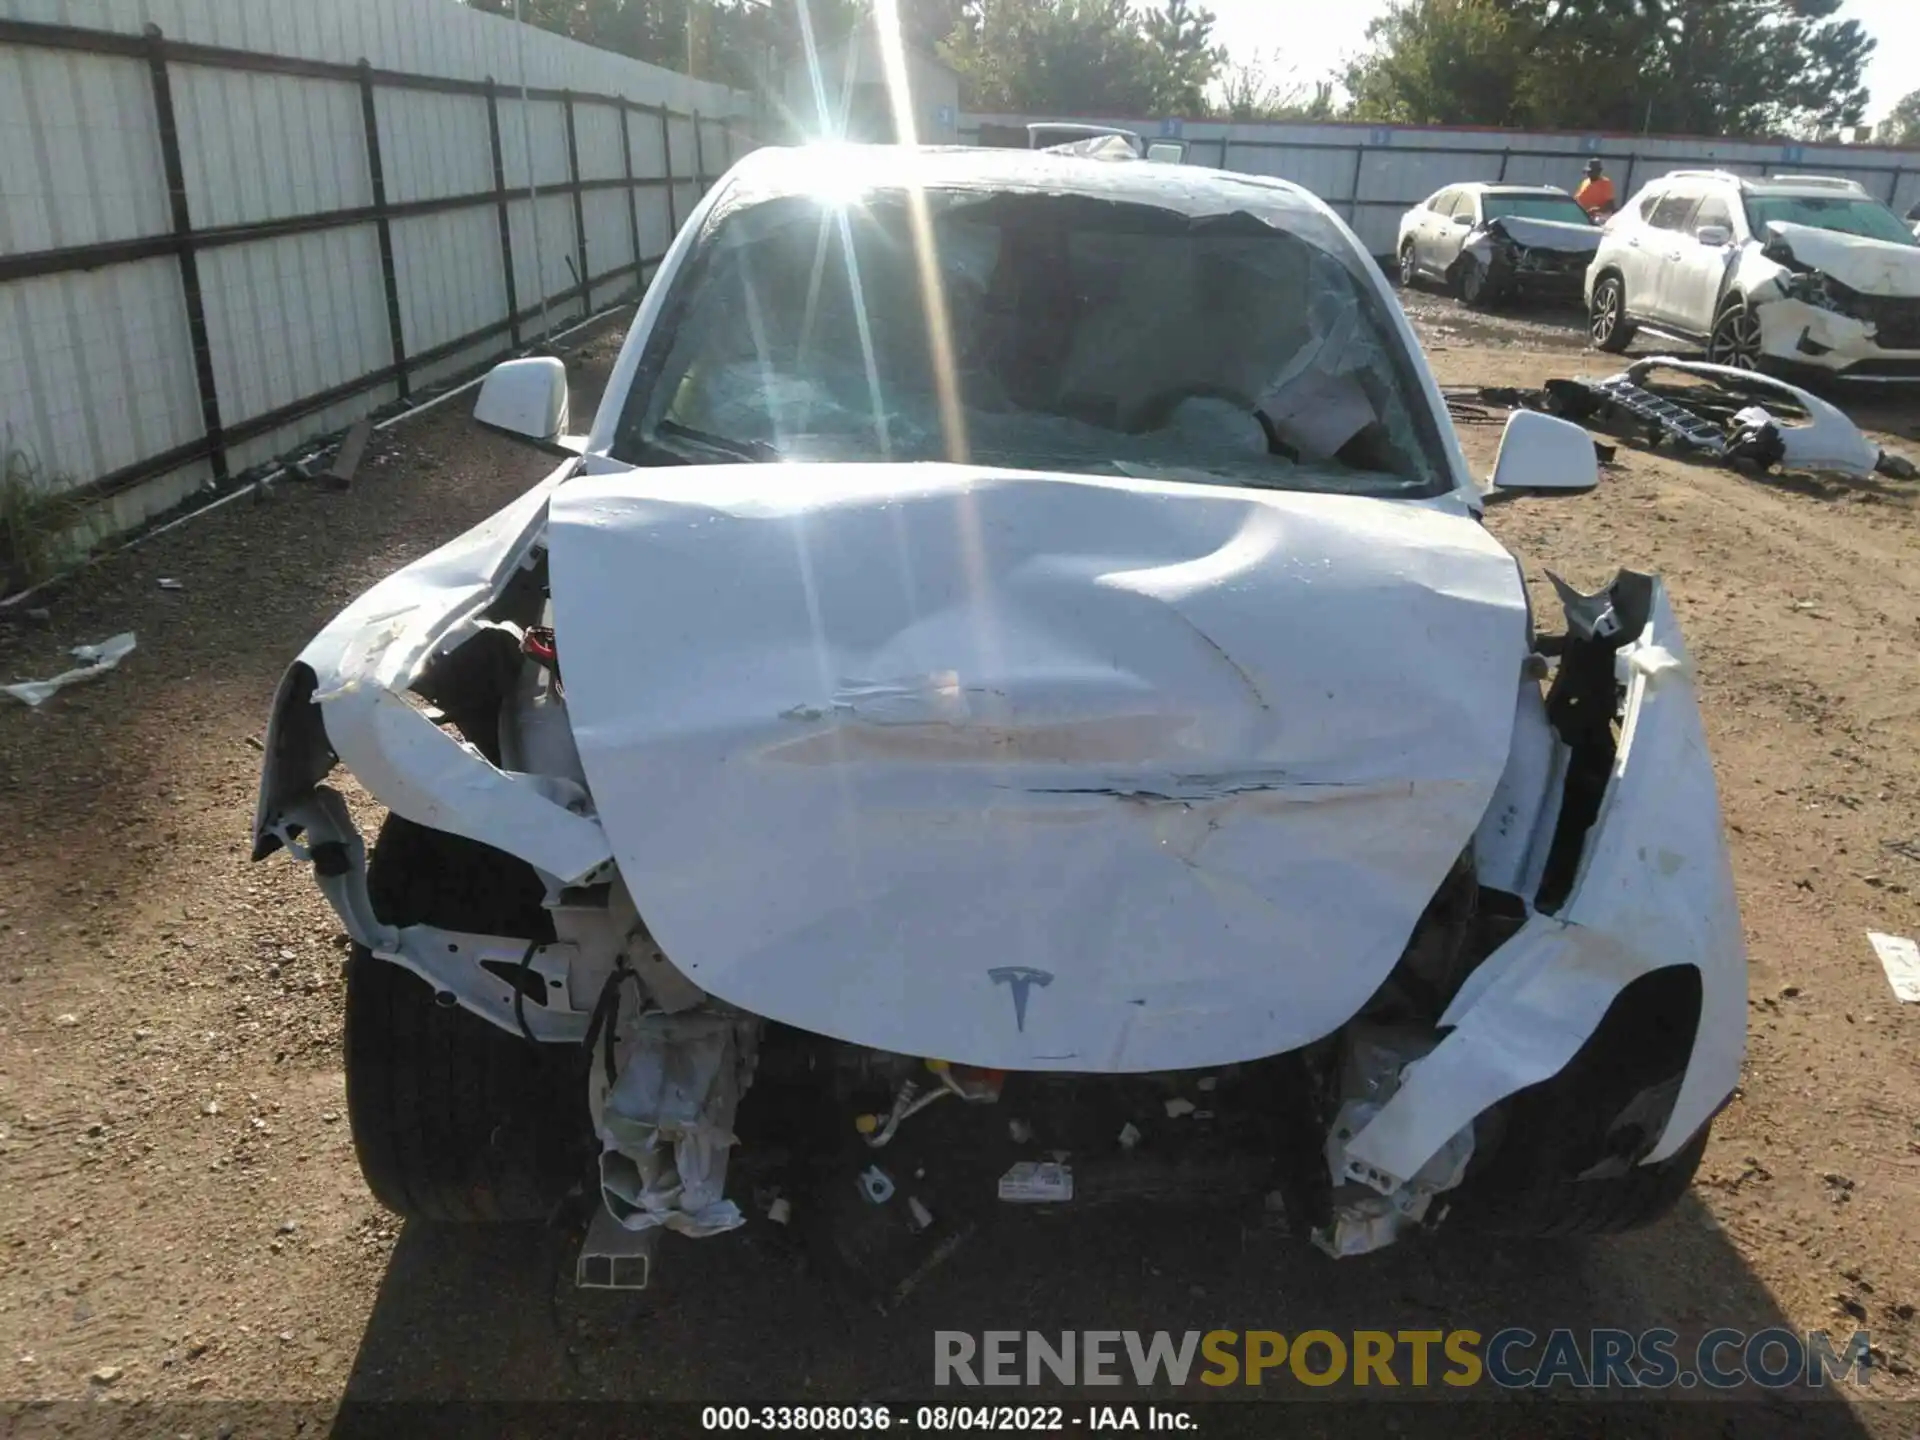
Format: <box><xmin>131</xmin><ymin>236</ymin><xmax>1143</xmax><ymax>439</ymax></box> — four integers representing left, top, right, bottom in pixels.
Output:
<box><xmin>252</xmin><ymin>145</ymin><xmax>1747</xmax><ymax>1280</ymax></box>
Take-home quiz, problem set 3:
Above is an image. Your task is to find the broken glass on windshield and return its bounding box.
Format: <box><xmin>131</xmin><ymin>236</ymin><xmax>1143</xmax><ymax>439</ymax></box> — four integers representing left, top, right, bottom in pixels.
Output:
<box><xmin>615</xmin><ymin>188</ymin><xmax>1450</xmax><ymax>498</ymax></box>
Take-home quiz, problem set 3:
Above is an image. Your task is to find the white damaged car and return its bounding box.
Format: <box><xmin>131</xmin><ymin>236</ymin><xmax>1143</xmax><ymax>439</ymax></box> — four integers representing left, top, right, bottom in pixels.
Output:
<box><xmin>1588</xmin><ymin>169</ymin><xmax>1920</xmax><ymax>379</ymax></box>
<box><xmin>253</xmin><ymin>145</ymin><xmax>1746</xmax><ymax>1275</ymax></box>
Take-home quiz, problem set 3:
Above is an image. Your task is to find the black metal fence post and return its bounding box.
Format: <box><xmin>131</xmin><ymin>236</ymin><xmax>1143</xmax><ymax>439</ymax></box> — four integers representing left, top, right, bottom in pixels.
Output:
<box><xmin>618</xmin><ymin>99</ymin><xmax>642</xmax><ymax>289</ymax></box>
<box><xmin>1346</xmin><ymin>145</ymin><xmax>1366</xmax><ymax>224</ymax></box>
<box><xmin>660</xmin><ymin>105</ymin><xmax>678</xmax><ymax>235</ymax></box>
<box><xmin>563</xmin><ymin>89</ymin><xmax>589</xmax><ymax>311</ymax></box>
<box><xmin>143</xmin><ymin>23</ymin><xmax>226</xmax><ymax>482</ymax></box>
<box><xmin>358</xmin><ymin>59</ymin><xmax>409</xmax><ymax>398</ymax></box>
<box><xmin>485</xmin><ymin>79</ymin><xmax>521</xmax><ymax>349</ymax></box>
<box><xmin>693</xmin><ymin>109</ymin><xmax>706</xmax><ymax>193</ymax></box>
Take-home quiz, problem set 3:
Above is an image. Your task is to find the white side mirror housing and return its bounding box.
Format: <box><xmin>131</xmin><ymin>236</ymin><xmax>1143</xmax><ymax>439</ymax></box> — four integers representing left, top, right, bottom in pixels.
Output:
<box><xmin>1694</xmin><ymin>223</ymin><xmax>1733</xmax><ymax>247</ymax></box>
<box><xmin>1485</xmin><ymin>410</ymin><xmax>1600</xmax><ymax>499</ymax></box>
<box><xmin>474</xmin><ymin>357</ymin><xmax>569</xmax><ymax>443</ymax></box>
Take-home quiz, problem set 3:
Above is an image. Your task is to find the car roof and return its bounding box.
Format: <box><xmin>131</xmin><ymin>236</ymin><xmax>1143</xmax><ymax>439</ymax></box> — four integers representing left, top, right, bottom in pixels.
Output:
<box><xmin>1651</xmin><ymin>169</ymin><xmax>1873</xmax><ymax>200</ymax></box>
<box><xmin>1454</xmin><ymin>183</ymin><xmax>1574</xmax><ymax>197</ymax></box>
<box><xmin>718</xmin><ymin>143</ymin><xmax>1336</xmax><ymax>230</ymax></box>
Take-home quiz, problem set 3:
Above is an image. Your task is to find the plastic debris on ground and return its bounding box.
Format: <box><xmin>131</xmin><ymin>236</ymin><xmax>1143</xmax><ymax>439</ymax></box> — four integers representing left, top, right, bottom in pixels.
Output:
<box><xmin>1007</xmin><ymin>1118</ymin><xmax>1034</xmax><ymax>1144</ymax></box>
<box><xmin>998</xmin><ymin>1161</ymin><xmax>1074</xmax><ymax>1203</ymax></box>
<box><xmin>157</xmin><ymin>578</ymin><xmax>184</xmax><ymax>591</ymax></box>
<box><xmin>1117</xmin><ymin>1121</ymin><xmax>1142</xmax><ymax>1151</ymax></box>
<box><xmin>1472</xmin><ymin>359</ymin><xmax>1916</xmax><ymax>483</ymax></box>
<box><xmin>907</xmin><ymin>1196</ymin><xmax>934</xmax><ymax>1232</ymax></box>
<box><xmin>3</xmin><ymin>633</ymin><xmax>137</xmax><ymax>708</ymax></box>
<box><xmin>1867</xmin><ymin>932</ymin><xmax>1920</xmax><ymax>1003</ymax></box>
<box><xmin>1163</xmin><ymin>1097</ymin><xmax>1197</xmax><ymax>1119</ymax></box>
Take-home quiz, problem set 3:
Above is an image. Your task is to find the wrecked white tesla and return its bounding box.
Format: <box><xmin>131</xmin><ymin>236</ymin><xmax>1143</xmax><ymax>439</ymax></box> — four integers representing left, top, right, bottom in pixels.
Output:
<box><xmin>253</xmin><ymin>145</ymin><xmax>1745</xmax><ymax>1275</ymax></box>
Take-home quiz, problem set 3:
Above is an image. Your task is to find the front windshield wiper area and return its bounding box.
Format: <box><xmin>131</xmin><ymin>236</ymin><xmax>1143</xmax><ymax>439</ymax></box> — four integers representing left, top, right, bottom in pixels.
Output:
<box><xmin>651</xmin><ymin>418</ymin><xmax>781</xmax><ymax>464</ymax></box>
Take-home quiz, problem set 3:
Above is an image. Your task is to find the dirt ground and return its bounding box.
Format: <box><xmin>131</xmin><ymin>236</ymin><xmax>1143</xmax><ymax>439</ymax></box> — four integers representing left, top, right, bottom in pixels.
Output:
<box><xmin>5</xmin><ymin>293</ymin><xmax>1920</xmax><ymax>1436</ymax></box>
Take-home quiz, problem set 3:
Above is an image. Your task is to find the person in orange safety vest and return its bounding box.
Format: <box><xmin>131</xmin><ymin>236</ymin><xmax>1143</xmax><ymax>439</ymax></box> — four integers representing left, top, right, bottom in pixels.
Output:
<box><xmin>1575</xmin><ymin>158</ymin><xmax>1616</xmax><ymax>218</ymax></box>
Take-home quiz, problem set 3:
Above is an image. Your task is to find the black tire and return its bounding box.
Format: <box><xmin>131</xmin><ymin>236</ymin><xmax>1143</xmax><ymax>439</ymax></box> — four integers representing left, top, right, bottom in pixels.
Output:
<box><xmin>1453</xmin><ymin>968</ymin><xmax>1708</xmax><ymax>1238</ymax></box>
<box><xmin>1588</xmin><ymin>271</ymin><xmax>1636</xmax><ymax>353</ymax></box>
<box><xmin>1459</xmin><ymin>1126</ymin><xmax>1709</xmax><ymax>1239</ymax></box>
<box><xmin>345</xmin><ymin>814</ymin><xmax>594</xmax><ymax>1223</ymax></box>
<box><xmin>1397</xmin><ymin>240</ymin><xmax>1419</xmax><ymax>289</ymax></box>
<box><xmin>1706</xmin><ymin>295</ymin><xmax>1765</xmax><ymax>371</ymax></box>
<box><xmin>1458</xmin><ymin>257</ymin><xmax>1499</xmax><ymax>310</ymax></box>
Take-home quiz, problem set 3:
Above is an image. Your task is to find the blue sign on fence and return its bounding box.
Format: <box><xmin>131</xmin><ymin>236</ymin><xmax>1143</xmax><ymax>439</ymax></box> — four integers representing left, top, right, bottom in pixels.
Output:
<box><xmin>1580</xmin><ymin>134</ymin><xmax>1603</xmax><ymax>154</ymax></box>
<box><xmin>935</xmin><ymin>104</ymin><xmax>955</xmax><ymax>129</ymax></box>
<box><xmin>1369</xmin><ymin>127</ymin><xmax>1393</xmax><ymax>147</ymax></box>
<box><xmin>1781</xmin><ymin>144</ymin><xmax>1805</xmax><ymax>164</ymax></box>
<box><xmin>1159</xmin><ymin>118</ymin><xmax>1185</xmax><ymax>138</ymax></box>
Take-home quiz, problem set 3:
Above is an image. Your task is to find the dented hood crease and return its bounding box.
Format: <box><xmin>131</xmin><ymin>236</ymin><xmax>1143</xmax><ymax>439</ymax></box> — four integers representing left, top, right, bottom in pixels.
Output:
<box><xmin>1764</xmin><ymin>221</ymin><xmax>1920</xmax><ymax>297</ymax></box>
<box><xmin>547</xmin><ymin>462</ymin><xmax>1530</xmax><ymax>1071</ymax></box>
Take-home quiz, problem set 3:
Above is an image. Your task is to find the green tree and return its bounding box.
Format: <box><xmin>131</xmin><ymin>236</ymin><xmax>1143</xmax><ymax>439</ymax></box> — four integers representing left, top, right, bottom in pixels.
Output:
<box><xmin>941</xmin><ymin>0</ymin><xmax>1224</xmax><ymax>115</ymax></box>
<box><xmin>1879</xmin><ymin>89</ymin><xmax>1920</xmax><ymax>148</ymax></box>
<box><xmin>1346</xmin><ymin>0</ymin><xmax>1875</xmax><ymax>137</ymax></box>
<box><xmin>1215</xmin><ymin>52</ymin><xmax>1337</xmax><ymax>122</ymax></box>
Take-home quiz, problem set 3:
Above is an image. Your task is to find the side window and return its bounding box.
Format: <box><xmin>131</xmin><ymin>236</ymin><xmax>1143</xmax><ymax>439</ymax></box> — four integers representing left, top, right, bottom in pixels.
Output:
<box><xmin>1693</xmin><ymin>194</ymin><xmax>1734</xmax><ymax>232</ymax></box>
<box><xmin>1447</xmin><ymin>191</ymin><xmax>1478</xmax><ymax>221</ymax></box>
<box><xmin>1424</xmin><ymin>189</ymin><xmax>1451</xmax><ymax>212</ymax></box>
<box><xmin>1637</xmin><ymin>189</ymin><xmax>1665</xmax><ymax>221</ymax></box>
<box><xmin>1648</xmin><ymin>189</ymin><xmax>1702</xmax><ymax>231</ymax></box>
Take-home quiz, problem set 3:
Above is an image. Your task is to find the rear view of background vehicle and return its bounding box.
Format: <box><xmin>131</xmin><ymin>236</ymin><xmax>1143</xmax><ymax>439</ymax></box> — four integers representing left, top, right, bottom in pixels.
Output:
<box><xmin>1397</xmin><ymin>184</ymin><xmax>1600</xmax><ymax>309</ymax></box>
<box><xmin>1587</xmin><ymin>170</ymin><xmax>1920</xmax><ymax>378</ymax></box>
<box><xmin>252</xmin><ymin>144</ymin><xmax>1746</xmax><ymax>1290</ymax></box>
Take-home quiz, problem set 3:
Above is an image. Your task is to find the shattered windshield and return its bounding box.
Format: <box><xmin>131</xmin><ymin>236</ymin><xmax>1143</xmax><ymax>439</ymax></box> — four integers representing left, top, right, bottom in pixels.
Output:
<box><xmin>614</xmin><ymin>188</ymin><xmax>1450</xmax><ymax>498</ymax></box>
<box><xmin>1745</xmin><ymin>195</ymin><xmax>1918</xmax><ymax>247</ymax></box>
<box><xmin>1481</xmin><ymin>193</ymin><xmax>1592</xmax><ymax>225</ymax></box>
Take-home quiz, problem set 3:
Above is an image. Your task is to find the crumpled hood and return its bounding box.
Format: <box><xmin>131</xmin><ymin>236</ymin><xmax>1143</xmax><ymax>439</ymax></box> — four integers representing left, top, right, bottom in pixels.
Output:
<box><xmin>547</xmin><ymin>463</ymin><xmax>1529</xmax><ymax>1071</ymax></box>
<box><xmin>1765</xmin><ymin>221</ymin><xmax>1920</xmax><ymax>296</ymax></box>
<box><xmin>1483</xmin><ymin>216</ymin><xmax>1601</xmax><ymax>253</ymax></box>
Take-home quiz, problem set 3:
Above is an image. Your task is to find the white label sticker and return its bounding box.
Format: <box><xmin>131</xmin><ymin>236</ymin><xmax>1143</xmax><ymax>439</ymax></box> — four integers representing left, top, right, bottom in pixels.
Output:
<box><xmin>998</xmin><ymin>1161</ymin><xmax>1073</xmax><ymax>1203</ymax></box>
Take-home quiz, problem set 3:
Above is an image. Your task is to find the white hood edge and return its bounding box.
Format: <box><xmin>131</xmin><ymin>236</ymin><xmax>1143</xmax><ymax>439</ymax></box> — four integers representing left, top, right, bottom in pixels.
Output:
<box><xmin>1483</xmin><ymin>216</ymin><xmax>1602</xmax><ymax>253</ymax></box>
<box><xmin>1765</xmin><ymin>220</ymin><xmax>1920</xmax><ymax>297</ymax></box>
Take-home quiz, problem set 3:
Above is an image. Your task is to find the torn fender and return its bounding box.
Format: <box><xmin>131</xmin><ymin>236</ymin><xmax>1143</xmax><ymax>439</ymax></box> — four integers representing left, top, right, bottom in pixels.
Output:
<box><xmin>1345</xmin><ymin>581</ymin><xmax>1745</xmax><ymax>1187</ymax></box>
<box><xmin>251</xmin><ymin>458</ymin><xmax>613</xmax><ymax>887</ymax></box>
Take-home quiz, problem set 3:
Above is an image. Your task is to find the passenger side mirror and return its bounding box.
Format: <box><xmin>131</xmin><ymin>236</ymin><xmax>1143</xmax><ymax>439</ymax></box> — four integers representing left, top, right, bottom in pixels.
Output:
<box><xmin>1452</xmin><ymin>213</ymin><xmax>1473</xmax><ymax>227</ymax></box>
<box><xmin>474</xmin><ymin>357</ymin><xmax>570</xmax><ymax>445</ymax></box>
<box><xmin>1484</xmin><ymin>411</ymin><xmax>1601</xmax><ymax>500</ymax></box>
<box><xmin>1694</xmin><ymin>223</ymin><xmax>1733</xmax><ymax>247</ymax></box>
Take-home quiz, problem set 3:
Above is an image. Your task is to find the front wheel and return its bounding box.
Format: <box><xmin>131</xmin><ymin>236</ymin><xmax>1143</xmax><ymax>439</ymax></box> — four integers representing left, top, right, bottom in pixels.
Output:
<box><xmin>345</xmin><ymin>815</ymin><xmax>594</xmax><ymax>1223</ymax></box>
<box><xmin>1458</xmin><ymin>257</ymin><xmax>1499</xmax><ymax>310</ymax></box>
<box><xmin>1397</xmin><ymin>241</ymin><xmax>1419</xmax><ymax>288</ymax></box>
<box><xmin>1589</xmin><ymin>273</ymin><xmax>1636</xmax><ymax>353</ymax></box>
<box><xmin>1706</xmin><ymin>296</ymin><xmax>1765</xmax><ymax>370</ymax></box>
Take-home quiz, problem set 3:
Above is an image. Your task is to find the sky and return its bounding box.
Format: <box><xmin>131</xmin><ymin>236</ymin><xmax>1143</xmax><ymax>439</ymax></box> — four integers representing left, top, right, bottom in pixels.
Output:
<box><xmin>1205</xmin><ymin>0</ymin><xmax>1916</xmax><ymax>126</ymax></box>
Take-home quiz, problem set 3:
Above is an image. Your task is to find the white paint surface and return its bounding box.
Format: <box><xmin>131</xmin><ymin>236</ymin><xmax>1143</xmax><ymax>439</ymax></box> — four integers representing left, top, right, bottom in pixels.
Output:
<box><xmin>547</xmin><ymin>462</ymin><xmax>1530</xmax><ymax>1072</ymax></box>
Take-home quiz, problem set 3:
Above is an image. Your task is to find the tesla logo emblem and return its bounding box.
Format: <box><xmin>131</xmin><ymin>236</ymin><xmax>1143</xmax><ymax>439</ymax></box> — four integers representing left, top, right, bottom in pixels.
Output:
<box><xmin>988</xmin><ymin>967</ymin><xmax>1053</xmax><ymax>1032</ymax></box>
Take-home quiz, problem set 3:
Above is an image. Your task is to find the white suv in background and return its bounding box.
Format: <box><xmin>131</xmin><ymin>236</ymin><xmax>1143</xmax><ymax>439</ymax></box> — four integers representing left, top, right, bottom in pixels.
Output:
<box><xmin>1585</xmin><ymin>170</ymin><xmax>1920</xmax><ymax>381</ymax></box>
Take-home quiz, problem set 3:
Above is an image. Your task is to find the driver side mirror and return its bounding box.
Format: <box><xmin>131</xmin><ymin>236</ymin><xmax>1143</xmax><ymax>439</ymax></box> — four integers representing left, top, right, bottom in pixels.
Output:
<box><xmin>1694</xmin><ymin>223</ymin><xmax>1733</xmax><ymax>247</ymax></box>
<box><xmin>1452</xmin><ymin>213</ymin><xmax>1474</xmax><ymax>227</ymax></box>
<box><xmin>1484</xmin><ymin>411</ymin><xmax>1600</xmax><ymax>501</ymax></box>
<box><xmin>474</xmin><ymin>357</ymin><xmax>570</xmax><ymax>446</ymax></box>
